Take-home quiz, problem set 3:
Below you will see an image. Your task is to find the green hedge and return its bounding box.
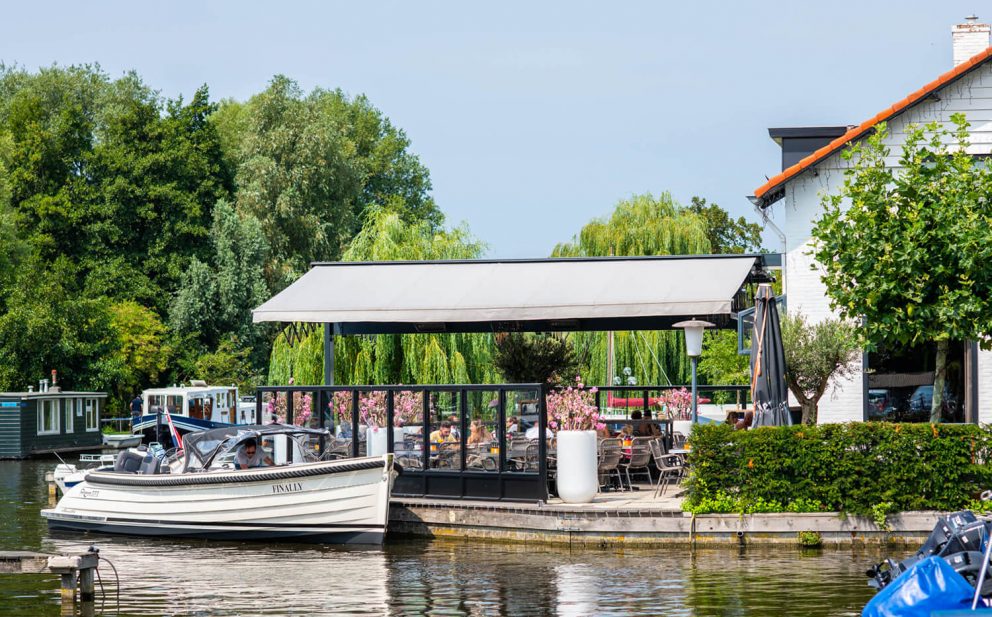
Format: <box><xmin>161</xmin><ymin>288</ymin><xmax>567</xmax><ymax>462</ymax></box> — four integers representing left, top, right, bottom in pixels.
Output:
<box><xmin>683</xmin><ymin>423</ymin><xmax>992</xmax><ymax>517</ymax></box>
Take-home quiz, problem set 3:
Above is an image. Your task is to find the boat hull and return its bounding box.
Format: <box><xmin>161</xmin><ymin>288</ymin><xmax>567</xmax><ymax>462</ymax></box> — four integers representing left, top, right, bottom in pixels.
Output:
<box><xmin>42</xmin><ymin>456</ymin><xmax>394</xmax><ymax>545</ymax></box>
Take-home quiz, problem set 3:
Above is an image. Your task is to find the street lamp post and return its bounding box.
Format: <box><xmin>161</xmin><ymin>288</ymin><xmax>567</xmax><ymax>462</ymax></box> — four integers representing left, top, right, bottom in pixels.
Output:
<box><xmin>673</xmin><ymin>319</ymin><xmax>715</xmax><ymax>423</ymax></box>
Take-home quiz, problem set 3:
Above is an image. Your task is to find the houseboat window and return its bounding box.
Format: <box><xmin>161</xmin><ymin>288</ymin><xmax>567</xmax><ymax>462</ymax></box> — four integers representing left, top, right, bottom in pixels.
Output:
<box><xmin>64</xmin><ymin>398</ymin><xmax>74</xmax><ymax>433</ymax></box>
<box><xmin>148</xmin><ymin>394</ymin><xmax>183</xmax><ymax>415</ymax></box>
<box><xmin>866</xmin><ymin>340</ymin><xmax>967</xmax><ymax>423</ymax></box>
<box><xmin>38</xmin><ymin>399</ymin><xmax>60</xmax><ymax>435</ymax></box>
<box><xmin>85</xmin><ymin>399</ymin><xmax>99</xmax><ymax>431</ymax></box>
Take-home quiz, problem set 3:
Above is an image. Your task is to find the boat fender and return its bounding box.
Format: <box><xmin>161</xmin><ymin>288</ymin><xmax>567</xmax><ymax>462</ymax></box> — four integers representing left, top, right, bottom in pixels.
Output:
<box><xmin>392</xmin><ymin>462</ymin><xmax>404</xmax><ymax>476</ymax></box>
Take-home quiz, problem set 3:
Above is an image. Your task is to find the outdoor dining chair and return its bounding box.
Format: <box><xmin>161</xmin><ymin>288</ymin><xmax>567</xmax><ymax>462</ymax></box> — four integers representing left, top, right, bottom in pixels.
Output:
<box><xmin>597</xmin><ymin>438</ymin><xmax>624</xmax><ymax>491</ymax></box>
<box><xmin>435</xmin><ymin>442</ymin><xmax>460</xmax><ymax>469</ymax></box>
<box><xmin>620</xmin><ymin>436</ymin><xmax>654</xmax><ymax>488</ymax></box>
<box><xmin>465</xmin><ymin>445</ymin><xmax>498</xmax><ymax>471</ymax></box>
<box><xmin>649</xmin><ymin>438</ymin><xmax>683</xmax><ymax>497</ymax></box>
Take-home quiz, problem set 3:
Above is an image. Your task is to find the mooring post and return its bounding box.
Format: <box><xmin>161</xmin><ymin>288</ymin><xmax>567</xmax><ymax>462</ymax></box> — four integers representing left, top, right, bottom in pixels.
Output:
<box><xmin>58</xmin><ymin>570</ymin><xmax>77</xmax><ymax>615</ymax></box>
<box><xmin>48</xmin><ymin>550</ymin><xmax>99</xmax><ymax>616</ymax></box>
<box><xmin>45</xmin><ymin>470</ymin><xmax>58</xmax><ymax>504</ymax></box>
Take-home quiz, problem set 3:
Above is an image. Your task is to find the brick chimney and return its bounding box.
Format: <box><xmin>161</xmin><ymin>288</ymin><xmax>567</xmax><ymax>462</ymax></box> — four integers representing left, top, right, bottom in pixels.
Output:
<box><xmin>953</xmin><ymin>15</ymin><xmax>991</xmax><ymax>66</ymax></box>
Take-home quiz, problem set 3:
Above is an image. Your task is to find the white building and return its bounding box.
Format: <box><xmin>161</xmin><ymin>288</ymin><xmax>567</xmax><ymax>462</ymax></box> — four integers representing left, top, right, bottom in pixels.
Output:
<box><xmin>751</xmin><ymin>18</ymin><xmax>992</xmax><ymax>424</ymax></box>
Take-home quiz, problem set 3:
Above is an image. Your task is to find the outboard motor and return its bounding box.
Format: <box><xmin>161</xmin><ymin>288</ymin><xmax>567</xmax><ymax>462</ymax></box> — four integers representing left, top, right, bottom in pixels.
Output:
<box><xmin>867</xmin><ymin>511</ymin><xmax>992</xmax><ymax>596</ymax></box>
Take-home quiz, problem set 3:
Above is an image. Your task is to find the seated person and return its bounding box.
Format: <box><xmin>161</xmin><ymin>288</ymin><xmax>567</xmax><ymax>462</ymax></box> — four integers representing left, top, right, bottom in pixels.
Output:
<box><xmin>636</xmin><ymin>409</ymin><xmax>662</xmax><ymax>437</ymax></box>
<box><xmin>235</xmin><ymin>437</ymin><xmax>273</xmax><ymax>470</ymax></box>
<box><xmin>467</xmin><ymin>419</ymin><xmax>491</xmax><ymax>446</ymax></box>
<box><xmin>506</xmin><ymin>416</ymin><xmax>520</xmax><ymax>434</ymax></box>
<box><xmin>429</xmin><ymin>421</ymin><xmax>458</xmax><ymax>444</ymax></box>
<box><xmin>734</xmin><ymin>410</ymin><xmax>755</xmax><ymax>430</ymax></box>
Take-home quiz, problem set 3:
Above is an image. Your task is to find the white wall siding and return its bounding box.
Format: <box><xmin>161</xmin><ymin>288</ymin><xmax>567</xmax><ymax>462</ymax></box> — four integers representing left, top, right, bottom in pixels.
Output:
<box><xmin>979</xmin><ymin>350</ymin><xmax>992</xmax><ymax>424</ymax></box>
<box><xmin>772</xmin><ymin>62</ymin><xmax>992</xmax><ymax>424</ymax></box>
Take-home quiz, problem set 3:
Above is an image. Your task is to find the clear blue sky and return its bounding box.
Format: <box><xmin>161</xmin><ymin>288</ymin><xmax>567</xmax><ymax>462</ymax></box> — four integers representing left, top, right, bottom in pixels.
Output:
<box><xmin>1</xmin><ymin>1</ymin><xmax>983</xmax><ymax>257</ymax></box>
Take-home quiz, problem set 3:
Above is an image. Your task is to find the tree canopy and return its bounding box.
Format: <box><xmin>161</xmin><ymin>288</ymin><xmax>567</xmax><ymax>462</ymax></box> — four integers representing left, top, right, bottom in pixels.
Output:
<box><xmin>811</xmin><ymin>115</ymin><xmax>992</xmax><ymax>421</ymax></box>
<box><xmin>0</xmin><ymin>65</ymin><xmax>442</xmax><ymax>411</ymax></box>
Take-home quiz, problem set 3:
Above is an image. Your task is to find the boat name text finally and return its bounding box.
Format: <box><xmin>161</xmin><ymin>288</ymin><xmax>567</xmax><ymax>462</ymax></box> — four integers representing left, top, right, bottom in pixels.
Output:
<box><xmin>272</xmin><ymin>482</ymin><xmax>303</xmax><ymax>494</ymax></box>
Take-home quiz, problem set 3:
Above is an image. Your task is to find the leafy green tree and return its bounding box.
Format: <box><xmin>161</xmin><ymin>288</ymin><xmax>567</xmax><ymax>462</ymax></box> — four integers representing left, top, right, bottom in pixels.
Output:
<box><xmin>689</xmin><ymin>196</ymin><xmax>764</xmax><ymax>254</ymax></box>
<box><xmin>698</xmin><ymin>330</ymin><xmax>750</xmax><ymax>404</ymax></box>
<box><xmin>811</xmin><ymin>116</ymin><xmax>992</xmax><ymax>422</ymax></box>
<box><xmin>780</xmin><ymin>312</ymin><xmax>861</xmax><ymax>424</ymax></box>
<box><xmin>170</xmin><ymin>200</ymin><xmax>271</xmax><ymax>368</ymax></box>
<box><xmin>0</xmin><ymin>257</ymin><xmax>116</xmax><ymax>392</ymax></box>
<box><xmin>102</xmin><ymin>301</ymin><xmax>171</xmax><ymax>407</ymax></box>
<box><xmin>493</xmin><ymin>333</ymin><xmax>584</xmax><ymax>384</ymax></box>
<box><xmin>214</xmin><ymin>76</ymin><xmax>440</xmax><ymax>290</ymax></box>
<box><xmin>187</xmin><ymin>336</ymin><xmax>261</xmax><ymax>391</ymax></box>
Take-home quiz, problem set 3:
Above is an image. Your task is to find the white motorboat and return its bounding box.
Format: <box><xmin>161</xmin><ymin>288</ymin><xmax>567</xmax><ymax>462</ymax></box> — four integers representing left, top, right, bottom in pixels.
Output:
<box><xmin>52</xmin><ymin>453</ymin><xmax>118</xmax><ymax>493</ymax></box>
<box><xmin>42</xmin><ymin>425</ymin><xmax>396</xmax><ymax>545</ymax></box>
<box><xmin>102</xmin><ymin>433</ymin><xmax>143</xmax><ymax>449</ymax></box>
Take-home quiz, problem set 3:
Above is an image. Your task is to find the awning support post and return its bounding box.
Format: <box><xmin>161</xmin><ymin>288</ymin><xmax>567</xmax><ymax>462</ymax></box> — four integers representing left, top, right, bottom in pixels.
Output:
<box><xmin>323</xmin><ymin>323</ymin><xmax>335</xmax><ymax>386</ymax></box>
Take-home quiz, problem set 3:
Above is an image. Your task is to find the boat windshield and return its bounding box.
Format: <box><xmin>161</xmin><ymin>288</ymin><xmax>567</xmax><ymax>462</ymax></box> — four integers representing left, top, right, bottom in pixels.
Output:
<box><xmin>182</xmin><ymin>424</ymin><xmax>331</xmax><ymax>471</ymax></box>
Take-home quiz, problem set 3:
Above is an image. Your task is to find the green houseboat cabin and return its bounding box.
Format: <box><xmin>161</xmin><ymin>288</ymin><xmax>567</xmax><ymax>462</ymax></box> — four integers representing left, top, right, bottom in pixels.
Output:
<box><xmin>0</xmin><ymin>390</ymin><xmax>106</xmax><ymax>459</ymax></box>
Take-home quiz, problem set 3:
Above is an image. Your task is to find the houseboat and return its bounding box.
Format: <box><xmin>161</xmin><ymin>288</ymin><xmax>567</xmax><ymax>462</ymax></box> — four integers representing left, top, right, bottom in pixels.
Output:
<box><xmin>0</xmin><ymin>384</ymin><xmax>106</xmax><ymax>459</ymax></box>
<box><xmin>132</xmin><ymin>382</ymin><xmax>251</xmax><ymax>443</ymax></box>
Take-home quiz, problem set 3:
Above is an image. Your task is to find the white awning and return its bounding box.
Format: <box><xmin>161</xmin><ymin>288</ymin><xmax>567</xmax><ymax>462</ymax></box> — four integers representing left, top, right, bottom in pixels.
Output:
<box><xmin>252</xmin><ymin>256</ymin><xmax>760</xmax><ymax>333</ymax></box>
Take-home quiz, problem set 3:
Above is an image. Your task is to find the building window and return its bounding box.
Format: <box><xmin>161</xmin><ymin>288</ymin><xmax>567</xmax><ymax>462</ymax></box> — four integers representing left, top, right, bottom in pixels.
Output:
<box><xmin>38</xmin><ymin>399</ymin><xmax>60</xmax><ymax>435</ymax></box>
<box><xmin>85</xmin><ymin>399</ymin><xmax>99</xmax><ymax>432</ymax></box>
<box><xmin>866</xmin><ymin>341</ymin><xmax>968</xmax><ymax>423</ymax></box>
<box><xmin>64</xmin><ymin>398</ymin><xmax>74</xmax><ymax>433</ymax></box>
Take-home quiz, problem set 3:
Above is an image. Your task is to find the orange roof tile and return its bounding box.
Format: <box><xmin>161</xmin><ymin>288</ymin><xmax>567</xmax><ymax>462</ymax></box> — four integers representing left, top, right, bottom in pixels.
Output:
<box><xmin>753</xmin><ymin>46</ymin><xmax>992</xmax><ymax>205</ymax></box>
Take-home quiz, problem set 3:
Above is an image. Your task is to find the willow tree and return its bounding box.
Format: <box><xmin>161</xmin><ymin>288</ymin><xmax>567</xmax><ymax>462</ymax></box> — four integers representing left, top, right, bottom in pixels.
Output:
<box><xmin>267</xmin><ymin>206</ymin><xmax>500</xmax><ymax>385</ymax></box>
<box><xmin>551</xmin><ymin>193</ymin><xmax>711</xmax><ymax>385</ymax></box>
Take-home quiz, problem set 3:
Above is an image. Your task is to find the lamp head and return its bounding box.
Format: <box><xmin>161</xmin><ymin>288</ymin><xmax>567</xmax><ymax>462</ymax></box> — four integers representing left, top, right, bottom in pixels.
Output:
<box><xmin>673</xmin><ymin>319</ymin><xmax>715</xmax><ymax>357</ymax></box>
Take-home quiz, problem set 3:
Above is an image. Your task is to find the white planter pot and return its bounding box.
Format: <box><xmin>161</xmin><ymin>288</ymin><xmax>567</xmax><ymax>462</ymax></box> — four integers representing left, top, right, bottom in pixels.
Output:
<box><xmin>555</xmin><ymin>430</ymin><xmax>598</xmax><ymax>504</ymax></box>
<box><xmin>672</xmin><ymin>420</ymin><xmax>694</xmax><ymax>437</ymax></box>
<box><xmin>368</xmin><ymin>427</ymin><xmax>404</xmax><ymax>458</ymax></box>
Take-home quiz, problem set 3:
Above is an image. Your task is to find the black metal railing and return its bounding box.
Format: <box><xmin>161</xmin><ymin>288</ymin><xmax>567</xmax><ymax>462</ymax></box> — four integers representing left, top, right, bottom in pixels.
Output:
<box><xmin>253</xmin><ymin>382</ymin><xmax>751</xmax><ymax>502</ymax></box>
<box><xmin>254</xmin><ymin>384</ymin><xmax>549</xmax><ymax>502</ymax></box>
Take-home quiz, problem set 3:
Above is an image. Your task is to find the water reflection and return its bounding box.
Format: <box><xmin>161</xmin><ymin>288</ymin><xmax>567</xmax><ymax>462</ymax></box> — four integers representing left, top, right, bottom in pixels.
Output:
<box><xmin>2</xmin><ymin>459</ymin><xmax>888</xmax><ymax>616</ymax></box>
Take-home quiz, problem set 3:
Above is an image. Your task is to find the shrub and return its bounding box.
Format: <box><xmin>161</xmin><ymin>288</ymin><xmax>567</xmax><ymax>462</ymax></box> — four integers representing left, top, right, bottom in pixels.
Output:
<box><xmin>683</xmin><ymin>423</ymin><xmax>992</xmax><ymax>517</ymax></box>
<box><xmin>797</xmin><ymin>531</ymin><xmax>822</xmax><ymax>548</ymax></box>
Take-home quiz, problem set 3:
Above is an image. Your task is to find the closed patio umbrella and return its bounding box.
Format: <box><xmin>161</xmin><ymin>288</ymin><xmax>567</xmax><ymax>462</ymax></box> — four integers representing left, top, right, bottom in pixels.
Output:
<box><xmin>750</xmin><ymin>283</ymin><xmax>791</xmax><ymax>427</ymax></box>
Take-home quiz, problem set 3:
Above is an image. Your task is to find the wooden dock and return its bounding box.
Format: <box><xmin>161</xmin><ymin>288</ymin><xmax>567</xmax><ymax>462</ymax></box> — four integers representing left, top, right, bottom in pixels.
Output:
<box><xmin>0</xmin><ymin>550</ymin><xmax>101</xmax><ymax>616</ymax></box>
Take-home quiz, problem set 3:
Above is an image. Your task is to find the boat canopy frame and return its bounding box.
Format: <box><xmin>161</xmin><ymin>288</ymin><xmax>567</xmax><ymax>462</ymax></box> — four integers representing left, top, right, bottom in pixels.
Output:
<box><xmin>183</xmin><ymin>424</ymin><xmax>331</xmax><ymax>471</ymax></box>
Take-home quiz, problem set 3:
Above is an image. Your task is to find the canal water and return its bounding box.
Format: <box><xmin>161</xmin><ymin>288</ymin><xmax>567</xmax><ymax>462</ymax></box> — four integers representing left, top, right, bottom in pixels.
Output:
<box><xmin>1</xmin><ymin>458</ymin><xmax>891</xmax><ymax>616</ymax></box>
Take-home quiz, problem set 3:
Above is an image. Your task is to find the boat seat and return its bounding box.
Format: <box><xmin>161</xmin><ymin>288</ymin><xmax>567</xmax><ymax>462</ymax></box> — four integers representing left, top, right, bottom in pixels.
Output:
<box><xmin>114</xmin><ymin>449</ymin><xmax>145</xmax><ymax>474</ymax></box>
<box><xmin>138</xmin><ymin>455</ymin><xmax>162</xmax><ymax>475</ymax></box>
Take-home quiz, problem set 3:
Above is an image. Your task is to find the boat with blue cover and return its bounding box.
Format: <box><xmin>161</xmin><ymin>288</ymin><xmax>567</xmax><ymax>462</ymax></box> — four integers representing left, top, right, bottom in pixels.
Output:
<box><xmin>864</xmin><ymin>511</ymin><xmax>992</xmax><ymax>616</ymax></box>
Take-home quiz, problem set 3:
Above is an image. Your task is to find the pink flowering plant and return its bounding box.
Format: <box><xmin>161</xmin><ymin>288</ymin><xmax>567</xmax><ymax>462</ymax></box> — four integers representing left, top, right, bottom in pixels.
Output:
<box><xmin>356</xmin><ymin>390</ymin><xmax>425</xmax><ymax>428</ymax></box>
<box><xmin>267</xmin><ymin>392</ymin><xmax>314</xmax><ymax>426</ymax></box>
<box><xmin>546</xmin><ymin>377</ymin><xmax>605</xmax><ymax>432</ymax></box>
<box><xmin>658</xmin><ymin>387</ymin><xmax>697</xmax><ymax>421</ymax></box>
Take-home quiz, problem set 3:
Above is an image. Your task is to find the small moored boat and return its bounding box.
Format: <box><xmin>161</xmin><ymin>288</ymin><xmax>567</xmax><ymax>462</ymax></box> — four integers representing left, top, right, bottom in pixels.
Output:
<box><xmin>101</xmin><ymin>433</ymin><xmax>142</xmax><ymax>449</ymax></box>
<box><xmin>42</xmin><ymin>425</ymin><xmax>396</xmax><ymax>545</ymax></box>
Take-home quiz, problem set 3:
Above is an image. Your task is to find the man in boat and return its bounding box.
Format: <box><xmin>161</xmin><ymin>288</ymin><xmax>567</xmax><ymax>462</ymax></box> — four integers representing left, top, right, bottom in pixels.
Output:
<box><xmin>235</xmin><ymin>438</ymin><xmax>274</xmax><ymax>470</ymax></box>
